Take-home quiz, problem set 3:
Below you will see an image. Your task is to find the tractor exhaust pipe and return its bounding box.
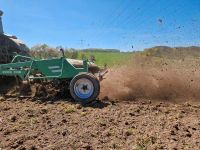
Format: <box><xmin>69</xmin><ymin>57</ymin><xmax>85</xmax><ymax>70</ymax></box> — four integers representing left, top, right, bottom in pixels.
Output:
<box><xmin>0</xmin><ymin>10</ymin><xmax>4</xmax><ymax>34</ymax></box>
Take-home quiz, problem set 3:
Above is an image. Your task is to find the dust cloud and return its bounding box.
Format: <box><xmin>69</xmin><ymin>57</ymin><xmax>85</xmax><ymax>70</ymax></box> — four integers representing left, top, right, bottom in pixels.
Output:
<box><xmin>100</xmin><ymin>57</ymin><xmax>200</xmax><ymax>102</ymax></box>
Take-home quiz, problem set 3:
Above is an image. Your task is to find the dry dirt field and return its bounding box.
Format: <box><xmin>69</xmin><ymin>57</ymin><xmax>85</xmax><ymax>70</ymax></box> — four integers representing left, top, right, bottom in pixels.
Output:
<box><xmin>1</xmin><ymin>56</ymin><xmax>200</xmax><ymax>150</ymax></box>
<box><xmin>0</xmin><ymin>98</ymin><xmax>200</xmax><ymax>150</ymax></box>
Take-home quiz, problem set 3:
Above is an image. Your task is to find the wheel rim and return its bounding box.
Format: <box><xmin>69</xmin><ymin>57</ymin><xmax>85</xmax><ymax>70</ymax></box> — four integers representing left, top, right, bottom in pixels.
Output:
<box><xmin>74</xmin><ymin>78</ymin><xmax>94</xmax><ymax>99</ymax></box>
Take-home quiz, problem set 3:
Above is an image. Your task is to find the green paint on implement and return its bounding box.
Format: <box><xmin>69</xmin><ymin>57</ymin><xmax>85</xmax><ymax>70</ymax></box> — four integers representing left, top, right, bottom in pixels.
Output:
<box><xmin>0</xmin><ymin>54</ymin><xmax>88</xmax><ymax>81</ymax></box>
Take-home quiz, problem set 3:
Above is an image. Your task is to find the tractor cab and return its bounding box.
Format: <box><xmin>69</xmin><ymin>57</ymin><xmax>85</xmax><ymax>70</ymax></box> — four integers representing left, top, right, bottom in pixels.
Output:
<box><xmin>0</xmin><ymin>10</ymin><xmax>29</xmax><ymax>64</ymax></box>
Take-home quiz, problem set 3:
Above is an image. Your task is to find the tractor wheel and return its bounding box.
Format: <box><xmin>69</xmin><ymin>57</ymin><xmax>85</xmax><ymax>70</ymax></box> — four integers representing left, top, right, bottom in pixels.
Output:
<box><xmin>69</xmin><ymin>73</ymin><xmax>100</xmax><ymax>104</ymax></box>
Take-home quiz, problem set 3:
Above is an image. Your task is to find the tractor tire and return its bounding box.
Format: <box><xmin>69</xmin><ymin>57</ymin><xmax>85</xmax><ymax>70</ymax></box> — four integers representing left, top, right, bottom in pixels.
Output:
<box><xmin>69</xmin><ymin>73</ymin><xmax>100</xmax><ymax>104</ymax></box>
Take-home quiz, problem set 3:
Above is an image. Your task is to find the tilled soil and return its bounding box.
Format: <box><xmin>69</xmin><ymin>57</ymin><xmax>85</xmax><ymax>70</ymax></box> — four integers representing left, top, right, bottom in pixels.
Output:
<box><xmin>0</xmin><ymin>98</ymin><xmax>200</xmax><ymax>150</ymax></box>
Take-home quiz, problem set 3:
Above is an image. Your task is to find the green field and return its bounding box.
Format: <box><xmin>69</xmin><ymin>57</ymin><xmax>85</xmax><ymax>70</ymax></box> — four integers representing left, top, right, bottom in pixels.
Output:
<box><xmin>77</xmin><ymin>52</ymin><xmax>133</xmax><ymax>67</ymax></box>
<box><xmin>30</xmin><ymin>44</ymin><xmax>134</xmax><ymax>67</ymax></box>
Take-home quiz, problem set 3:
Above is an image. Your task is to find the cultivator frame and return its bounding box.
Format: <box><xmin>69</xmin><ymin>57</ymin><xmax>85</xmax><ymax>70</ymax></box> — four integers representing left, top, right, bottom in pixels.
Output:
<box><xmin>0</xmin><ymin>54</ymin><xmax>88</xmax><ymax>80</ymax></box>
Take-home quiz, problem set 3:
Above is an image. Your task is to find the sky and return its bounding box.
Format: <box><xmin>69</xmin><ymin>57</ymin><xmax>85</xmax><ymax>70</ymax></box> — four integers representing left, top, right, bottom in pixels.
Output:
<box><xmin>0</xmin><ymin>0</ymin><xmax>200</xmax><ymax>51</ymax></box>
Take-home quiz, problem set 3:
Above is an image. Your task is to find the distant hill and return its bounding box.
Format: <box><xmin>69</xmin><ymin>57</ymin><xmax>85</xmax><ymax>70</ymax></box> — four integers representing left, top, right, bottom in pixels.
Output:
<box><xmin>143</xmin><ymin>46</ymin><xmax>200</xmax><ymax>58</ymax></box>
<box><xmin>81</xmin><ymin>48</ymin><xmax>120</xmax><ymax>53</ymax></box>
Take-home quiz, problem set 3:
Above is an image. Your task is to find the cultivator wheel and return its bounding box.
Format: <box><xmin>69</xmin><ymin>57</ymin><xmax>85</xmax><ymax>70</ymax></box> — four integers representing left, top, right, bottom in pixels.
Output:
<box><xmin>70</xmin><ymin>73</ymin><xmax>100</xmax><ymax>104</ymax></box>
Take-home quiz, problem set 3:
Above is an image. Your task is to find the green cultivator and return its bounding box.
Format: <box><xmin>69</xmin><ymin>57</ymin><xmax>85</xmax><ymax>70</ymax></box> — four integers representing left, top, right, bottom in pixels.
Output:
<box><xmin>0</xmin><ymin>50</ymin><xmax>106</xmax><ymax>103</ymax></box>
<box><xmin>0</xmin><ymin>9</ymin><xmax>107</xmax><ymax>103</ymax></box>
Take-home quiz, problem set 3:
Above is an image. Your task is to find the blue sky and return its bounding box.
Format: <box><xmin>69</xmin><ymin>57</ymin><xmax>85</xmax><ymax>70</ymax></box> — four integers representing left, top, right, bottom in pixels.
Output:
<box><xmin>0</xmin><ymin>0</ymin><xmax>200</xmax><ymax>51</ymax></box>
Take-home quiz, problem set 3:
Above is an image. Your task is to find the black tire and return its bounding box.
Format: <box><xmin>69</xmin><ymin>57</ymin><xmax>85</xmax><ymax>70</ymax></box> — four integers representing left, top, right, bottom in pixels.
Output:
<box><xmin>69</xmin><ymin>73</ymin><xmax>100</xmax><ymax>104</ymax></box>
